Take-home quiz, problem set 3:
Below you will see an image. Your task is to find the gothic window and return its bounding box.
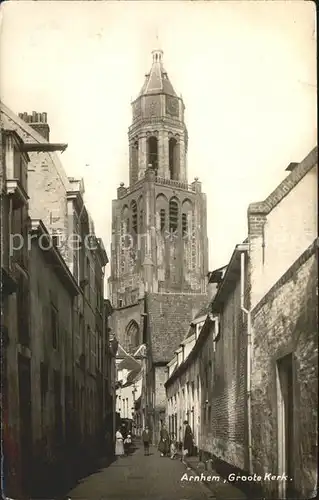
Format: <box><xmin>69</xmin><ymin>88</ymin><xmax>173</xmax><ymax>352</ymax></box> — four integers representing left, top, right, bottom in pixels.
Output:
<box><xmin>182</xmin><ymin>213</ymin><xmax>187</xmax><ymax>236</ymax></box>
<box><xmin>169</xmin><ymin>199</ymin><xmax>179</xmax><ymax>232</ymax></box>
<box><xmin>132</xmin><ymin>141</ymin><xmax>139</xmax><ymax>183</ymax></box>
<box><xmin>139</xmin><ymin>211</ymin><xmax>143</xmax><ymax>232</ymax></box>
<box><xmin>169</xmin><ymin>138</ymin><xmax>178</xmax><ymax>180</ymax></box>
<box><xmin>147</xmin><ymin>136</ymin><xmax>158</xmax><ymax>171</ymax></box>
<box><xmin>131</xmin><ymin>201</ymin><xmax>138</xmax><ymax>233</ymax></box>
<box><xmin>126</xmin><ymin>320</ymin><xmax>140</xmax><ymax>353</ymax></box>
<box><xmin>160</xmin><ymin>209</ymin><xmax>165</xmax><ymax>231</ymax></box>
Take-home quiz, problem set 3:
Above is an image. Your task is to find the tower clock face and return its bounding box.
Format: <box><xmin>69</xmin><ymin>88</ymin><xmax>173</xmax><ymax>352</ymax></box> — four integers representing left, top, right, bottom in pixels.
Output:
<box><xmin>166</xmin><ymin>96</ymin><xmax>179</xmax><ymax>116</ymax></box>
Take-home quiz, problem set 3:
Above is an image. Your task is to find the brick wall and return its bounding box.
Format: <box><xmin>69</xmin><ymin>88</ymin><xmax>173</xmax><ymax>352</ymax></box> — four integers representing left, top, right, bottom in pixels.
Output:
<box><xmin>201</xmin><ymin>279</ymin><xmax>247</xmax><ymax>470</ymax></box>
<box><xmin>251</xmin><ymin>245</ymin><xmax>318</xmax><ymax>499</ymax></box>
<box><xmin>146</xmin><ymin>292</ymin><xmax>207</xmax><ymax>363</ymax></box>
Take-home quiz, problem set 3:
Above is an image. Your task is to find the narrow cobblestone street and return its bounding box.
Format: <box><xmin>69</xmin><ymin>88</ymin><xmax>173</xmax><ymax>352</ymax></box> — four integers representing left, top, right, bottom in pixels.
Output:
<box><xmin>66</xmin><ymin>444</ymin><xmax>216</xmax><ymax>500</ymax></box>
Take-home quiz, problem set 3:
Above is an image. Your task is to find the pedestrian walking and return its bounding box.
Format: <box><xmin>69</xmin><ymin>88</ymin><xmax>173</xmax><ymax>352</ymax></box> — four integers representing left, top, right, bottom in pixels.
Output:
<box><xmin>182</xmin><ymin>420</ymin><xmax>193</xmax><ymax>463</ymax></box>
<box><xmin>142</xmin><ymin>426</ymin><xmax>151</xmax><ymax>456</ymax></box>
<box><xmin>158</xmin><ymin>423</ymin><xmax>170</xmax><ymax>457</ymax></box>
<box><xmin>115</xmin><ymin>428</ymin><xmax>124</xmax><ymax>457</ymax></box>
<box><xmin>124</xmin><ymin>432</ymin><xmax>132</xmax><ymax>456</ymax></box>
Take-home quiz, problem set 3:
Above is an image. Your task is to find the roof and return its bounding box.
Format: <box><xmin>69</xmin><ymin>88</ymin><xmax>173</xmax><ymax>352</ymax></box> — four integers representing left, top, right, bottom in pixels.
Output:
<box><xmin>116</xmin><ymin>343</ymin><xmax>141</xmax><ymax>371</ymax></box>
<box><xmin>211</xmin><ymin>243</ymin><xmax>248</xmax><ymax>313</ymax></box>
<box><xmin>117</xmin><ymin>356</ymin><xmax>140</xmax><ymax>372</ymax></box>
<box><xmin>165</xmin><ymin>315</ymin><xmax>215</xmax><ymax>388</ymax></box>
<box><xmin>183</xmin><ymin>325</ymin><xmax>195</xmax><ymax>341</ymax></box>
<box><xmin>122</xmin><ymin>368</ymin><xmax>141</xmax><ymax>387</ymax></box>
<box><xmin>208</xmin><ymin>265</ymin><xmax>228</xmax><ymax>284</ymax></box>
<box><xmin>138</xmin><ymin>50</ymin><xmax>177</xmax><ymax>97</ymax></box>
<box><xmin>193</xmin><ymin>303</ymin><xmax>211</xmax><ymax>320</ymax></box>
<box><xmin>116</xmin><ymin>344</ymin><xmax>127</xmax><ymax>359</ymax></box>
<box><xmin>249</xmin><ymin>146</ymin><xmax>317</xmax><ymax>216</ymax></box>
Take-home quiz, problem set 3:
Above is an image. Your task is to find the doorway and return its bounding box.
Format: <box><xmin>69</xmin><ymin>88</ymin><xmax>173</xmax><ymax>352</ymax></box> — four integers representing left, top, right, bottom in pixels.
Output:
<box><xmin>18</xmin><ymin>354</ymin><xmax>32</xmax><ymax>495</ymax></box>
<box><xmin>276</xmin><ymin>353</ymin><xmax>294</xmax><ymax>499</ymax></box>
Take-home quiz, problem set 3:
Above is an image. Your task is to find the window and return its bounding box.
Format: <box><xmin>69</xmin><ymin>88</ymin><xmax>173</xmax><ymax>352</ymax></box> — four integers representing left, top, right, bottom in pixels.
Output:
<box><xmin>40</xmin><ymin>362</ymin><xmax>48</xmax><ymax>428</ymax></box>
<box><xmin>119</xmin><ymin>299</ymin><xmax>123</xmax><ymax>308</ymax></box>
<box><xmin>51</xmin><ymin>304</ymin><xmax>58</xmax><ymax>349</ymax></box>
<box><xmin>132</xmin><ymin>142</ymin><xmax>139</xmax><ymax>183</ymax></box>
<box><xmin>208</xmin><ymin>405</ymin><xmax>211</xmax><ymax>426</ymax></box>
<box><xmin>132</xmin><ymin>201</ymin><xmax>138</xmax><ymax>233</ymax></box>
<box><xmin>91</xmin><ymin>330</ymin><xmax>97</xmax><ymax>372</ymax></box>
<box><xmin>86</xmin><ymin>325</ymin><xmax>90</xmax><ymax>368</ymax></box>
<box><xmin>79</xmin><ymin>314</ymin><xmax>84</xmax><ymax>355</ymax></box>
<box><xmin>86</xmin><ymin>257</ymin><xmax>91</xmax><ymax>301</ymax></box>
<box><xmin>17</xmin><ymin>275</ymin><xmax>29</xmax><ymax>346</ymax></box>
<box><xmin>182</xmin><ymin>213</ymin><xmax>187</xmax><ymax>236</ymax></box>
<box><xmin>169</xmin><ymin>199</ymin><xmax>179</xmax><ymax>232</ymax></box>
<box><xmin>52</xmin><ymin>235</ymin><xmax>59</xmax><ymax>247</ymax></box>
<box><xmin>147</xmin><ymin>136</ymin><xmax>158</xmax><ymax>171</ymax></box>
<box><xmin>126</xmin><ymin>320</ymin><xmax>140</xmax><ymax>353</ymax></box>
<box><xmin>169</xmin><ymin>138</ymin><xmax>178</xmax><ymax>180</ymax></box>
<box><xmin>160</xmin><ymin>209</ymin><xmax>165</xmax><ymax>231</ymax></box>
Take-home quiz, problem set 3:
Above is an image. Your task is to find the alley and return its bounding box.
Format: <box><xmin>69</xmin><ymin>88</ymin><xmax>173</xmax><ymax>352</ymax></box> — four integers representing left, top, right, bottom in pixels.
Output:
<box><xmin>66</xmin><ymin>444</ymin><xmax>215</xmax><ymax>500</ymax></box>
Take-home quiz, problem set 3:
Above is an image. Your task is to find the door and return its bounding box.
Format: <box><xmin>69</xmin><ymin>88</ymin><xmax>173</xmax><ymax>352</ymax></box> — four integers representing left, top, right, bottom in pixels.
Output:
<box><xmin>277</xmin><ymin>354</ymin><xmax>294</xmax><ymax>499</ymax></box>
<box><xmin>18</xmin><ymin>354</ymin><xmax>32</xmax><ymax>495</ymax></box>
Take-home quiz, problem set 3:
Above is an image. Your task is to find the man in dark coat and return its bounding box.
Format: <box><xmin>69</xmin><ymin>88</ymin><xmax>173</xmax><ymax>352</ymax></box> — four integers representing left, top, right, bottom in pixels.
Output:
<box><xmin>158</xmin><ymin>423</ymin><xmax>170</xmax><ymax>457</ymax></box>
<box><xmin>182</xmin><ymin>420</ymin><xmax>193</xmax><ymax>461</ymax></box>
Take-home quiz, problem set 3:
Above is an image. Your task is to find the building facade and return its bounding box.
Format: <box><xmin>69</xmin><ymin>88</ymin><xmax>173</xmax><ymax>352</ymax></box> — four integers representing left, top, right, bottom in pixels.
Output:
<box><xmin>248</xmin><ymin>147</ymin><xmax>318</xmax><ymax>499</ymax></box>
<box><xmin>108</xmin><ymin>49</ymin><xmax>209</xmax><ymax>442</ymax></box>
<box><xmin>1</xmin><ymin>103</ymin><xmax>116</xmax><ymax>498</ymax></box>
<box><xmin>165</xmin><ymin>147</ymin><xmax>318</xmax><ymax>500</ymax></box>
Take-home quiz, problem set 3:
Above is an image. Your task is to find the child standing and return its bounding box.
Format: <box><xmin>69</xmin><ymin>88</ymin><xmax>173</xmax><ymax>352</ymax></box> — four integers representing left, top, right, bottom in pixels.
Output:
<box><xmin>170</xmin><ymin>433</ymin><xmax>177</xmax><ymax>459</ymax></box>
<box><xmin>142</xmin><ymin>426</ymin><xmax>151</xmax><ymax>456</ymax></box>
<box><xmin>124</xmin><ymin>432</ymin><xmax>132</xmax><ymax>455</ymax></box>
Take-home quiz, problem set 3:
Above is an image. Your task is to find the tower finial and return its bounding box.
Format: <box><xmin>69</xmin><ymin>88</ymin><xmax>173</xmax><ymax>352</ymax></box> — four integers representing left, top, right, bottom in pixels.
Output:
<box><xmin>152</xmin><ymin>27</ymin><xmax>163</xmax><ymax>63</ymax></box>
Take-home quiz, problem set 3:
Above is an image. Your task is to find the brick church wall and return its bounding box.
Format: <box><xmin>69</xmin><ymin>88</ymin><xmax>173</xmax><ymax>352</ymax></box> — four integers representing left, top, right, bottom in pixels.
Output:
<box><xmin>146</xmin><ymin>292</ymin><xmax>208</xmax><ymax>363</ymax></box>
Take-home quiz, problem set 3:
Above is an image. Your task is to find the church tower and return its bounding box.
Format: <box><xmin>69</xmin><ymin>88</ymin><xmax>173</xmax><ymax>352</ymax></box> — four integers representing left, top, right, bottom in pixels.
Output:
<box><xmin>108</xmin><ymin>48</ymin><xmax>209</xmax><ymax>354</ymax></box>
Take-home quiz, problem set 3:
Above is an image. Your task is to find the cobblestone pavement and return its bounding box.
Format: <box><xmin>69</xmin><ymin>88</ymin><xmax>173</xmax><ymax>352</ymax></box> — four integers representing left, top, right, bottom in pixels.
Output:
<box><xmin>66</xmin><ymin>444</ymin><xmax>216</xmax><ymax>500</ymax></box>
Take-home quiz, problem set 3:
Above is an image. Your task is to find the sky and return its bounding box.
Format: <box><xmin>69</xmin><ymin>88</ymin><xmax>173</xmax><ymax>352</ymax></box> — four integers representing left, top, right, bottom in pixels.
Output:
<box><xmin>0</xmin><ymin>0</ymin><xmax>317</xmax><ymax>278</ymax></box>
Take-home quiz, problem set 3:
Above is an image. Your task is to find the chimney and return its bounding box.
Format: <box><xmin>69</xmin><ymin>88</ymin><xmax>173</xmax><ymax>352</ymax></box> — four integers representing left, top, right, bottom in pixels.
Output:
<box><xmin>286</xmin><ymin>162</ymin><xmax>299</xmax><ymax>172</ymax></box>
<box><xmin>18</xmin><ymin>111</ymin><xmax>50</xmax><ymax>141</ymax></box>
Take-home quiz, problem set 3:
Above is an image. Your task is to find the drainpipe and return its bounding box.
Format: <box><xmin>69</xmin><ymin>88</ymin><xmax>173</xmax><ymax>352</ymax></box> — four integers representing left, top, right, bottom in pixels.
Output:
<box><xmin>239</xmin><ymin>245</ymin><xmax>252</xmax><ymax>474</ymax></box>
<box><xmin>8</xmin><ymin>197</ymin><xmax>13</xmax><ymax>270</ymax></box>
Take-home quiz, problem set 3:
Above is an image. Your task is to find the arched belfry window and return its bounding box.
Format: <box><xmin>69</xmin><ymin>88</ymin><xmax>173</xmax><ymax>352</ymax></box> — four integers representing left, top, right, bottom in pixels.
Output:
<box><xmin>132</xmin><ymin>141</ymin><xmax>139</xmax><ymax>183</ymax></box>
<box><xmin>126</xmin><ymin>320</ymin><xmax>140</xmax><ymax>353</ymax></box>
<box><xmin>131</xmin><ymin>201</ymin><xmax>138</xmax><ymax>233</ymax></box>
<box><xmin>169</xmin><ymin>138</ymin><xmax>179</xmax><ymax>180</ymax></box>
<box><xmin>169</xmin><ymin>199</ymin><xmax>179</xmax><ymax>232</ymax></box>
<box><xmin>147</xmin><ymin>137</ymin><xmax>158</xmax><ymax>172</ymax></box>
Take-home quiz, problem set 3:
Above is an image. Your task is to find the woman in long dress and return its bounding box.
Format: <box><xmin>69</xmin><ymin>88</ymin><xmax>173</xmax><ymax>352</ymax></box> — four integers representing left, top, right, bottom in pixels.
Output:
<box><xmin>182</xmin><ymin>420</ymin><xmax>193</xmax><ymax>463</ymax></box>
<box><xmin>115</xmin><ymin>428</ymin><xmax>124</xmax><ymax>457</ymax></box>
<box><xmin>158</xmin><ymin>423</ymin><xmax>170</xmax><ymax>457</ymax></box>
